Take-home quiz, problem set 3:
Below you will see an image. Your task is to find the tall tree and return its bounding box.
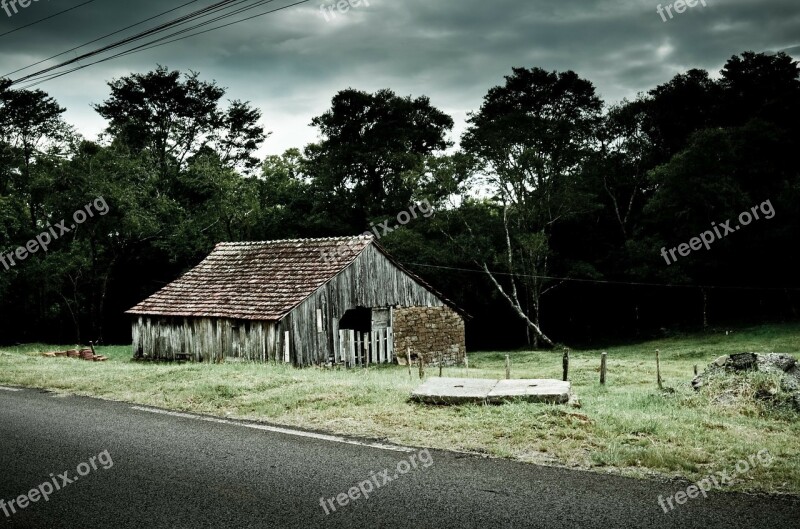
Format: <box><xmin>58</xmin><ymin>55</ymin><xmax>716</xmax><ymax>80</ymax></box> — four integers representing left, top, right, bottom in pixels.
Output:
<box><xmin>0</xmin><ymin>81</ymin><xmax>72</xmax><ymax>229</ymax></box>
<box><xmin>461</xmin><ymin>67</ymin><xmax>603</xmax><ymax>347</ymax></box>
<box><xmin>305</xmin><ymin>88</ymin><xmax>453</xmax><ymax>228</ymax></box>
<box><xmin>94</xmin><ymin>66</ymin><xmax>266</xmax><ymax>180</ymax></box>
<box><xmin>639</xmin><ymin>69</ymin><xmax>721</xmax><ymax>164</ymax></box>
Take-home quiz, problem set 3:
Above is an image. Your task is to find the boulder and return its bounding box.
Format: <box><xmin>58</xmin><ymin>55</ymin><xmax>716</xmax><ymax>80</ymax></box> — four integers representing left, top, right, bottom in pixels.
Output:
<box><xmin>693</xmin><ymin>352</ymin><xmax>800</xmax><ymax>413</ymax></box>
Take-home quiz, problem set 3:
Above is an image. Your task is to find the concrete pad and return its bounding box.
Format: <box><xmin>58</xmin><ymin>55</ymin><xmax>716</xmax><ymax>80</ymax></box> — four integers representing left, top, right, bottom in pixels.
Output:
<box><xmin>487</xmin><ymin>379</ymin><xmax>571</xmax><ymax>404</ymax></box>
<box><xmin>411</xmin><ymin>377</ymin><xmax>572</xmax><ymax>405</ymax></box>
<box><xmin>410</xmin><ymin>377</ymin><xmax>496</xmax><ymax>404</ymax></box>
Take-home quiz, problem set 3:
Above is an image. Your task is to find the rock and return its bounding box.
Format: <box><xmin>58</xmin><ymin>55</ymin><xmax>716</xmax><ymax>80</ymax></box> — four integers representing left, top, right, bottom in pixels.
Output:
<box><xmin>792</xmin><ymin>394</ymin><xmax>800</xmax><ymax>412</ymax></box>
<box><xmin>757</xmin><ymin>353</ymin><xmax>797</xmax><ymax>373</ymax></box>
<box><xmin>781</xmin><ymin>376</ymin><xmax>800</xmax><ymax>393</ymax></box>
<box><xmin>713</xmin><ymin>355</ymin><xmax>729</xmax><ymax>367</ymax></box>
<box><xmin>728</xmin><ymin>353</ymin><xmax>757</xmax><ymax>371</ymax></box>
<box><xmin>694</xmin><ymin>352</ymin><xmax>800</xmax><ymax>414</ymax></box>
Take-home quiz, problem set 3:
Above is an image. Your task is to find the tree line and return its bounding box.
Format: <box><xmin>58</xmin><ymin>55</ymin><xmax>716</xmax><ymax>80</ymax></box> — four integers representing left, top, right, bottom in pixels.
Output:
<box><xmin>1</xmin><ymin>51</ymin><xmax>798</xmax><ymax>349</ymax></box>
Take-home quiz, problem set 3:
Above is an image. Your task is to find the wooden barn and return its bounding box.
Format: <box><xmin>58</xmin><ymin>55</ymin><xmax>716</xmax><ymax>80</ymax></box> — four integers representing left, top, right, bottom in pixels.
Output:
<box><xmin>126</xmin><ymin>236</ymin><xmax>466</xmax><ymax>367</ymax></box>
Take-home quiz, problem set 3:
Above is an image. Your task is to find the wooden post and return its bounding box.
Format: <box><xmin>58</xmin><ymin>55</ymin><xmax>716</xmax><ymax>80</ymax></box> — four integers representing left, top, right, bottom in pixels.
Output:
<box><xmin>656</xmin><ymin>349</ymin><xmax>663</xmax><ymax>390</ymax></box>
<box><xmin>89</xmin><ymin>340</ymin><xmax>96</xmax><ymax>358</ymax></box>
<box><xmin>284</xmin><ymin>331</ymin><xmax>291</xmax><ymax>365</ymax></box>
<box><xmin>505</xmin><ymin>354</ymin><xmax>511</xmax><ymax>379</ymax></box>
<box><xmin>438</xmin><ymin>352</ymin><xmax>443</xmax><ymax>377</ymax></box>
<box><xmin>600</xmin><ymin>352</ymin><xmax>607</xmax><ymax>385</ymax></box>
<box><xmin>562</xmin><ymin>348</ymin><xmax>569</xmax><ymax>382</ymax></box>
<box><xmin>694</xmin><ymin>364</ymin><xmax>698</xmax><ymax>376</ymax></box>
<box><xmin>406</xmin><ymin>348</ymin><xmax>412</xmax><ymax>377</ymax></box>
<box><xmin>418</xmin><ymin>353</ymin><xmax>425</xmax><ymax>379</ymax></box>
<box><xmin>363</xmin><ymin>333</ymin><xmax>369</xmax><ymax>368</ymax></box>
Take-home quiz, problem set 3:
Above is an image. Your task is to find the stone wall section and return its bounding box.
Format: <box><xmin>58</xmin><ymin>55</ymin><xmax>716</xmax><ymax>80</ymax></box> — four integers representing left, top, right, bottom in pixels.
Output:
<box><xmin>392</xmin><ymin>306</ymin><xmax>466</xmax><ymax>366</ymax></box>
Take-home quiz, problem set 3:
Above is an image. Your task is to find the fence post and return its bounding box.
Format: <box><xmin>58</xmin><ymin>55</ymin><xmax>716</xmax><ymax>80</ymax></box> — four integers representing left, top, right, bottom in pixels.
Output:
<box><xmin>600</xmin><ymin>352</ymin><xmax>607</xmax><ymax>385</ymax></box>
<box><xmin>656</xmin><ymin>349</ymin><xmax>663</xmax><ymax>390</ymax></box>
<box><xmin>562</xmin><ymin>348</ymin><xmax>570</xmax><ymax>382</ymax></box>
<box><xmin>363</xmin><ymin>333</ymin><xmax>369</xmax><ymax>368</ymax></box>
<box><xmin>438</xmin><ymin>352</ymin><xmax>443</xmax><ymax>377</ymax></box>
<box><xmin>505</xmin><ymin>354</ymin><xmax>511</xmax><ymax>379</ymax></box>
<box><xmin>418</xmin><ymin>353</ymin><xmax>425</xmax><ymax>379</ymax></box>
<box><xmin>406</xmin><ymin>348</ymin><xmax>412</xmax><ymax>377</ymax></box>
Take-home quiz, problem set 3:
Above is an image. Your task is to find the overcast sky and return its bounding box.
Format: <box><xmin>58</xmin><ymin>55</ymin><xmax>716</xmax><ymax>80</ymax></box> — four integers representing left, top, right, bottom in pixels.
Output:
<box><xmin>1</xmin><ymin>0</ymin><xmax>798</xmax><ymax>156</ymax></box>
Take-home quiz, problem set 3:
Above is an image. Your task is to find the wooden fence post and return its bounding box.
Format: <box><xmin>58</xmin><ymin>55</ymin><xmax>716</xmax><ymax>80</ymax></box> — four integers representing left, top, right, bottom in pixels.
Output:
<box><xmin>438</xmin><ymin>352</ymin><xmax>443</xmax><ymax>377</ymax></box>
<box><xmin>363</xmin><ymin>333</ymin><xmax>369</xmax><ymax>368</ymax></box>
<box><xmin>694</xmin><ymin>364</ymin><xmax>698</xmax><ymax>376</ymax></box>
<box><xmin>562</xmin><ymin>348</ymin><xmax>570</xmax><ymax>382</ymax></box>
<box><xmin>406</xmin><ymin>348</ymin><xmax>412</xmax><ymax>377</ymax></box>
<box><xmin>656</xmin><ymin>349</ymin><xmax>663</xmax><ymax>390</ymax></box>
<box><xmin>600</xmin><ymin>352</ymin><xmax>607</xmax><ymax>385</ymax></box>
<box><xmin>418</xmin><ymin>353</ymin><xmax>425</xmax><ymax>379</ymax></box>
<box><xmin>505</xmin><ymin>354</ymin><xmax>511</xmax><ymax>379</ymax></box>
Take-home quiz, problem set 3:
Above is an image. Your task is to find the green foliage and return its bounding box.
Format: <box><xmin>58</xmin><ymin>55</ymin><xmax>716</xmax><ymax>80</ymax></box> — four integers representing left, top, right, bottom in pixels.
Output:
<box><xmin>1</xmin><ymin>53</ymin><xmax>799</xmax><ymax>347</ymax></box>
<box><xmin>305</xmin><ymin>88</ymin><xmax>454</xmax><ymax>228</ymax></box>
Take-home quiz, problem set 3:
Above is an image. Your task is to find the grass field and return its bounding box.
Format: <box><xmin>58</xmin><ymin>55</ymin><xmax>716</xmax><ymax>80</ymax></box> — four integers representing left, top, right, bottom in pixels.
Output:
<box><xmin>1</xmin><ymin>324</ymin><xmax>799</xmax><ymax>494</ymax></box>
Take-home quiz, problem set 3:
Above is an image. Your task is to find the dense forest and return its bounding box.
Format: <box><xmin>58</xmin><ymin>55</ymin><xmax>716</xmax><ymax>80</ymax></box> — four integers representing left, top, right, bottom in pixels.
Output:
<box><xmin>1</xmin><ymin>50</ymin><xmax>798</xmax><ymax>350</ymax></box>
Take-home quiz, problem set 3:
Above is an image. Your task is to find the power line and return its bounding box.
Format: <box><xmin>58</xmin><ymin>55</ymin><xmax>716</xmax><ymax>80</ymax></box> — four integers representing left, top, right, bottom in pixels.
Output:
<box><xmin>2</xmin><ymin>0</ymin><xmax>202</xmax><ymax>78</ymax></box>
<box><xmin>402</xmin><ymin>262</ymin><xmax>800</xmax><ymax>292</ymax></box>
<box><xmin>97</xmin><ymin>0</ymin><xmax>283</xmax><ymax>62</ymax></box>
<box><xmin>10</xmin><ymin>0</ymin><xmax>248</xmax><ymax>85</ymax></box>
<box><xmin>119</xmin><ymin>0</ymin><xmax>310</xmax><ymax>55</ymax></box>
<box><xmin>15</xmin><ymin>0</ymin><xmax>273</xmax><ymax>86</ymax></box>
<box><xmin>17</xmin><ymin>0</ymin><xmax>311</xmax><ymax>88</ymax></box>
<box><xmin>0</xmin><ymin>0</ymin><xmax>97</xmax><ymax>40</ymax></box>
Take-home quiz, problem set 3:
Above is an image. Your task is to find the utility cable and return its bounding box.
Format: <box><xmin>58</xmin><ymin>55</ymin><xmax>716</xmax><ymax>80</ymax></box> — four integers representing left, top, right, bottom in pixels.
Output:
<box><xmin>0</xmin><ymin>0</ymin><xmax>97</xmax><ymax>39</ymax></box>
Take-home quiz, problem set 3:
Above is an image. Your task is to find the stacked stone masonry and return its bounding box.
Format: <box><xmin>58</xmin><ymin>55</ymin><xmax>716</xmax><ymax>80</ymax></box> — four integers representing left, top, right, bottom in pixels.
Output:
<box><xmin>392</xmin><ymin>306</ymin><xmax>466</xmax><ymax>366</ymax></box>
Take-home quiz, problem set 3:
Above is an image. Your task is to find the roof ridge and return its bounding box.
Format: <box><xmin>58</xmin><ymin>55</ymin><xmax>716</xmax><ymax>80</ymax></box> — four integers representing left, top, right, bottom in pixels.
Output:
<box><xmin>216</xmin><ymin>235</ymin><xmax>375</xmax><ymax>246</ymax></box>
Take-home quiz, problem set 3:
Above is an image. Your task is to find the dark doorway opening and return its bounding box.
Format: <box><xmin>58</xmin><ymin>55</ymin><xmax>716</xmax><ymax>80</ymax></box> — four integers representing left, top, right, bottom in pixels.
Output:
<box><xmin>339</xmin><ymin>306</ymin><xmax>371</xmax><ymax>333</ymax></box>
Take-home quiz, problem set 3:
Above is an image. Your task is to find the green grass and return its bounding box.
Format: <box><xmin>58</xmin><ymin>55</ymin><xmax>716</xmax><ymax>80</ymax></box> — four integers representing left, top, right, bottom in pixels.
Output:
<box><xmin>1</xmin><ymin>323</ymin><xmax>799</xmax><ymax>494</ymax></box>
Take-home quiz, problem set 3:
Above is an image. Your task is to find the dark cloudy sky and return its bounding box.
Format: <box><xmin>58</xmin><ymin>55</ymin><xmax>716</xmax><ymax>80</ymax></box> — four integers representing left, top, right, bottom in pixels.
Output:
<box><xmin>1</xmin><ymin>0</ymin><xmax>798</xmax><ymax>155</ymax></box>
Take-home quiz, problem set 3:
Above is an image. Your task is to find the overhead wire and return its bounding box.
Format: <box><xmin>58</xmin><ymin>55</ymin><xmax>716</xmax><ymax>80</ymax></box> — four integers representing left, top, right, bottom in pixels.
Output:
<box><xmin>16</xmin><ymin>0</ymin><xmax>310</xmax><ymax>89</ymax></box>
<box><xmin>2</xmin><ymin>0</ymin><xmax>202</xmax><ymax>78</ymax></box>
<box><xmin>0</xmin><ymin>0</ymin><xmax>97</xmax><ymax>39</ymax></box>
<box><xmin>10</xmin><ymin>0</ymin><xmax>254</xmax><ymax>85</ymax></box>
<box><xmin>401</xmin><ymin>262</ymin><xmax>800</xmax><ymax>292</ymax></box>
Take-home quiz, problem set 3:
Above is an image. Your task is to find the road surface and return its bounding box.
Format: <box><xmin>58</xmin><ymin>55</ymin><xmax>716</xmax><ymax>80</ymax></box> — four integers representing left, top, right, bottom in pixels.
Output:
<box><xmin>0</xmin><ymin>386</ymin><xmax>797</xmax><ymax>528</ymax></box>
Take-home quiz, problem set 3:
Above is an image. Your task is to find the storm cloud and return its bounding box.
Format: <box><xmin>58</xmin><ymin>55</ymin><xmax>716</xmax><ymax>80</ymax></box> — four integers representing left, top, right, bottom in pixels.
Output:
<box><xmin>1</xmin><ymin>0</ymin><xmax>797</xmax><ymax>154</ymax></box>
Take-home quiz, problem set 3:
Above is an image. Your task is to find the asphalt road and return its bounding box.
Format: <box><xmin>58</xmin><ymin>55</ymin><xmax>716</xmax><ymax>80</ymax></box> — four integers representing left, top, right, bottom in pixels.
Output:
<box><xmin>0</xmin><ymin>387</ymin><xmax>797</xmax><ymax>528</ymax></box>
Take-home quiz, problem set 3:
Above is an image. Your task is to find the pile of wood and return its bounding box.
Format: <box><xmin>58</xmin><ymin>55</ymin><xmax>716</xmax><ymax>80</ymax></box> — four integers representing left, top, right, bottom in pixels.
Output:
<box><xmin>42</xmin><ymin>348</ymin><xmax>108</xmax><ymax>362</ymax></box>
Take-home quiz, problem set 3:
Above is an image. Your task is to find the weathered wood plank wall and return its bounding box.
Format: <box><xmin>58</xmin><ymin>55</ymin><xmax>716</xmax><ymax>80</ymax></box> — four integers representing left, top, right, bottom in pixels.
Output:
<box><xmin>132</xmin><ymin>315</ymin><xmax>276</xmax><ymax>362</ymax></box>
<box><xmin>280</xmin><ymin>245</ymin><xmax>446</xmax><ymax>365</ymax></box>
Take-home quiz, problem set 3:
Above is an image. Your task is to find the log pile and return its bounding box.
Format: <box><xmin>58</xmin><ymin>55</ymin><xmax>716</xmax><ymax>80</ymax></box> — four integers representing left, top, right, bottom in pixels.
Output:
<box><xmin>42</xmin><ymin>348</ymin><xmax>108</xmax><ymax>362</ymax></box>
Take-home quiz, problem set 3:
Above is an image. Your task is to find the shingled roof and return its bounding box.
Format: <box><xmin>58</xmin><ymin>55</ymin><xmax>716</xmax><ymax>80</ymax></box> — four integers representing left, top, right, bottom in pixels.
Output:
<box><xmin>126</xmin><ymin>236</ymin><xmax>459</xmax><ymax>321</ymax></box>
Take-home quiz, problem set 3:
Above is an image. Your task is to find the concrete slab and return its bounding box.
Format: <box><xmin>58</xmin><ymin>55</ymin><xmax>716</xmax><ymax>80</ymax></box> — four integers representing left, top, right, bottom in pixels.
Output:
<box><xmin>487</xmin><ymin>379</ymin><xmax>571</xmax><ymax>404</ymax></box>
<box><xmin>411</xmin><ymin>377</ymin><xmax>571</xmax><ymax>405</ymax></box>
<box><xmin>410</xmin><ymin>377</ymin><xmax>496</xmax><ymax>404</ymax></box>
